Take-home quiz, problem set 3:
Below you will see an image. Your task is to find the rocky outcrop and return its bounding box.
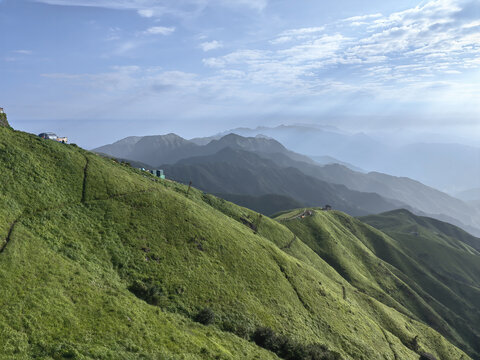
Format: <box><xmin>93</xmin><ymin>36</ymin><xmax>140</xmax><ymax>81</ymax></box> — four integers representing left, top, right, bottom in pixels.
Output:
<box><xmin>0</xmin><ymin>113</ymin><xmax>10</xmax><ymax>128</ymax></box>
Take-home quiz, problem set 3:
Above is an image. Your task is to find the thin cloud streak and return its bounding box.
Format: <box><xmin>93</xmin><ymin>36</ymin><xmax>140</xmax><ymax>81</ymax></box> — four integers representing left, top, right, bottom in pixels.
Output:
<box><xmin>33</xmin><ymin>0</ymin><xmax>268</xmax><ymax>18</ymax></box>
<box><xmin>144</xmin><ymin>26</ymin><xmax>175</xmax><ymax>35</ymax></box>
<box><xmin>200</xmin><ymin>40</ymin><xmax>223</xmax><ymax>52</ymax></box>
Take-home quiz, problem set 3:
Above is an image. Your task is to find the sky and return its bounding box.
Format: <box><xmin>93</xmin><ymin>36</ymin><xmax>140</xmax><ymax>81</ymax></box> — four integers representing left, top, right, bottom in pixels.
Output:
<box><xmin>1</xmin><ymin>0</ymin><xmax>480</xmax><ymax>148</ymax></box>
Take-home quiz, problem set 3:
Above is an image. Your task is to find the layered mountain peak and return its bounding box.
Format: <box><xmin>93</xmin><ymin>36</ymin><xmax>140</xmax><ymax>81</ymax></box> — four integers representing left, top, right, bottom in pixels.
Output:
<box><xmin>93</xmin><ymin>132</ymin><xmax>314</xmax><ymax>167</ymax></box>
<box><xmin>205</xmin><ymin>133</ymin><xmax>287</xmax><ymax>153</ymax></box>
<box><xmin>137</xmin><ymin>133</ymin><xmax>194</xmax><ymax>148</ymax></box>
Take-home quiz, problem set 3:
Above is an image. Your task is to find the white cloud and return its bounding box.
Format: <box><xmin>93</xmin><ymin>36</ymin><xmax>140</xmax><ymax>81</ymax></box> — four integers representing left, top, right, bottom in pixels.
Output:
<box><xmin>138</xmin><ymin>9</ymin><xmax>154</xmax><ymax>18</ymax></box>
<box><xmin>144</xmin><ymin>26</ymin><xmax>175</xmax><ymax>35</ymax></box>
<box><xmin>202</xmin><ymin>57</ymin><xmax>226</xmax><ymax>68</ymax></box>
<box><xmin>343</xmin><ymin>13</ymin><xmax>382</xmax><ymax>23</ymax></box>
<box><xmin>278</xmin><ymin>34</ymin><xmax>349</xmax><ymax>63</ymax></box>
<box><xmin>271</xmin><ymin>26</ymin><xmax>325</xmax><ymax>44</ymax></box>
<box><xmin>200</xmin><ymin>40</ymin><xmax>223</xmax><ymax>52</ymax></box>
<box><xmin>34</xmin><ymin>0</ymin><xmax>268</xmax><ymax>18</ymax></box>
<box><xmin>280</xmin><ymin>27</ymin><xmax>326</xmax><ymax>37</ymax></box>
<box><xmin>12</xmin><ymin>50</ymin><xmax>33</xmax><ymax>55</ymax></box>
<box><xmin>203</xmin><ymin>0</ymin><xmax>480</xmax><ymax>100</ymax></box>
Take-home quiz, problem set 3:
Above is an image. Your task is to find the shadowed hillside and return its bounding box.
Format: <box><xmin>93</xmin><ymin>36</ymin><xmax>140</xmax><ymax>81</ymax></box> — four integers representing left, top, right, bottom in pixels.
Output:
<box><xmin>161</xmin><ymin>147</ymin><xmax>402</xmax><ymax>216</ymax></box>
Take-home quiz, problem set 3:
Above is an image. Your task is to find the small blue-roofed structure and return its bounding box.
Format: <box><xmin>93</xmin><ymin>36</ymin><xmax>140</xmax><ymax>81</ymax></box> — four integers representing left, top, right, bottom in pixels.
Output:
<box><xmin>156</xmin><ymin>170</ymin><xmax>165</xmax><ymax>179</ymax></box>
<box><xmin>38</xmin><ymin>132</ymin><xmax>58</xmax><ymax>140</ymax></box>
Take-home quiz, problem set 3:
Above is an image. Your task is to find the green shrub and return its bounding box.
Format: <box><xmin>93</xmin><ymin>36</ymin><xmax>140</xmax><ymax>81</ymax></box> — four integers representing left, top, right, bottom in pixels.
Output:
<box><xmin>251</xmin><ymin>327</ymin><xmax>342</xmax><ymax>360</ymax></box>
<box><xmin>195</xmin><ymin>308</ymin><xmax>216</xmax><ymax>325</ymax></box>
<box><xmin>221</xmin><ymin>319</ymin><xmax>254</xmax><ymax>339</ymax></box>
<box><xmin>419</xmin><ymin>354</ymin><xmax>437</xmax><ymax>360</ymax></box>
<box><xmin>252</xmin><ymin>327</ymin><xmax>280</xmax><ymax>352</ymax></box>
<box><xmin>128</xmin><ymin>280</ymin><xmax>164</xmax><ymax>306</ymax></box>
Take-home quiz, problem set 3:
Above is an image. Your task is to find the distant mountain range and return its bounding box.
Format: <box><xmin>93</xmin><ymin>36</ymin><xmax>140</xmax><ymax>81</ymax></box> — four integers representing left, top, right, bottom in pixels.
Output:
<box><xmin>215</xmin><ymin>125</ymin><xmax>480</xmax><ymax>194</ymax></box>
<box><xmin>94</xmin><ymin>133</ymin><xmax>314</xmax><ymax>167</ymax></box>
<box><xmin>94</xmin><ymin>132</ymin><xmax>480</xmax><ymax>235</ymax></box>
<box><xmin>455</xmin><ymin>188</ymin><xmax>480</xmax><ymax>202</ymax></box>
<box><xmin>309</xmin><ymin>155</ymin><xmax>364</xmax><ymax>172</ymax></box>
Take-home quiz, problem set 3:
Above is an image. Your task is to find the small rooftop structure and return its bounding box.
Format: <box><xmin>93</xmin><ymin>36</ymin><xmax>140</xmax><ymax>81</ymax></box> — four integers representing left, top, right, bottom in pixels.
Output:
<box><xmin>140</xmin><ymin>168</ymin><xmax>166</xmax><ymax>180</ymax></box>
<box><xmin>156</xmin><ymin>169</ymin><xmax>166</xmax><ymax>179</ymax></box>
<box><xmin>38</xmin><ymin>132</ymin><xmax>68</xmax><ymax>143</ymax></box>
<box><xmin>39</xmin><ymin>132</ymin><xmax>58</xmax><ymax>140</ymax></box>
<box><xmin>0</xmin><ymin>107</ymin><xmax>4</xmax><ymax>114</ymax></box>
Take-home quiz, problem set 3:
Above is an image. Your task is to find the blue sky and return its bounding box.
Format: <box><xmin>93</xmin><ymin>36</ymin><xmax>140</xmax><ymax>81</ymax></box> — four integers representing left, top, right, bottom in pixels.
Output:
<box><xmin>1</xmin><ymin>0</ymin><xmax>480</xmax><ymax>147</ymax></box>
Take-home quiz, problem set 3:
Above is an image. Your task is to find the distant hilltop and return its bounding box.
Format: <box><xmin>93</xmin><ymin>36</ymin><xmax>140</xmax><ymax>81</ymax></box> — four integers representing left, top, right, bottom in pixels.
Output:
<box><xmin>0</xmin><ymin>107</ymin><xmax>10</xmax><ymax>128</ymax></box>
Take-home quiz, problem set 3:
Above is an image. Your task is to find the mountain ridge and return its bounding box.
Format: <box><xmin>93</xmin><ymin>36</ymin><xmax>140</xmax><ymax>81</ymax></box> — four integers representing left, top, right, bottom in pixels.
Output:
<box><xmin>162</xmin><ymin>147</ymin><xmax>404</xmax><ymax>216</ymax></box>
<box><xmin>93</xmin><ymin>132</ymin><xmax>314</xmax><ymax>168</ymax></box>
<box><xmin>217</xmin><ymin>125</ymin><xmax>480</xmax><ymax>193</ymax></box>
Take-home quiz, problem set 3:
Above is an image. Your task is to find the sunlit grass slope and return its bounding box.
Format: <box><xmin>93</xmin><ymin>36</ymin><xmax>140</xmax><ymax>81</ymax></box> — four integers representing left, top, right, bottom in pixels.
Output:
<box><xmin>0</xmin><ymin>126</ymin><xmax>471</xmax><ymax>360</ymax></box>
<box><xmin>360</xmin><ymin>210</ymin><xmax>480</xmax><ymax>354</ymax></box>
<box><xmin>274</xmin><ymin>209</ymin><xmax>479</xmax><ymax>359</ymax></box>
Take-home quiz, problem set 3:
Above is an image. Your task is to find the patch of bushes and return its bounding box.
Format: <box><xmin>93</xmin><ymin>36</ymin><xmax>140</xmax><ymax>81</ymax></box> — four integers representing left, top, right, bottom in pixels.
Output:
<box><xmin>221</xmin><ymin>318</ymin><xmax>254</xmax><ymax>339</ymax></box>
<box><xmin>128</xmin><ymin>280</ymin><xmax>165</xmax><ymax>306</ymax></box>
<box><xmin>240</xmin><ymin>217</ymin><xmax>257</xmax><ymax>232</ymax></box>
<box><xmin>252</xmin><ymin>327</ymin><xmax>342</xmax><ymax>360</ymax></box>
<box><xmin>194</xmin><ymin>307</ymin><xmax>216</xmax><ymax>325</ymax></box>
<box><xmin>409</xmin><ymin>335</ymin><xmax>420</xmax><ymax>352</ymax></box>
<box><xmin>419</xmin><ymin>353</ymin><xmax>437</xmax><ymax>360</ymax></box>
<box><xmin>191</xmin><ymin>311</ymin><xmax>341</xmax><ymax>359</ymax></box>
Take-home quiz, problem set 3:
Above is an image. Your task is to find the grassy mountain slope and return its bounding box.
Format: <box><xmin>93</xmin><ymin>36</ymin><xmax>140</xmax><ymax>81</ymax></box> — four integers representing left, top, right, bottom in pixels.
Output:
<box><xmin>360</xmin><ymin>210</ymin><xmax>480</xmax><ymax>327</ymax></box>
<box><xmin>0</xmin><ymin>127</ymin><xmax>471</xmax><ymax>359</ymax></box>
<box><xmin>274</xmin><ymin>209</ymin><xmax>480</xmax><ymax>358</ymax></box>
<box><xmin>215</xmin><ymin>193</ymin><xmax>305</xmax><ymax>216</ymax></box>
<box><xmin>161</xmin><ymin>147</ymin><xmax>401</xmax><ymax>216</ymax></box>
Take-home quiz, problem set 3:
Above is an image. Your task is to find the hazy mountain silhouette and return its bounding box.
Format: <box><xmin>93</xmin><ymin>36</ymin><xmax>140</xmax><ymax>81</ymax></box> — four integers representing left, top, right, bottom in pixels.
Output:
<box><xmin>94</xmin><ymin>133</ymin><xmax>314</xmax><ymax>167</ymax></box>
<box><xmin>219</xmin><ymin>125</ymin><xmax>480</xmax><ymax>193</ymax></box>
<box><xmin>455</xmin><ymin>188</ymin><xmax>480</xmax><ymax>202</ymax></box>
<box><xmin>94</xmin><ymin>133</ymin><xmax>200</xmax><ymax>166</ymax></box>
